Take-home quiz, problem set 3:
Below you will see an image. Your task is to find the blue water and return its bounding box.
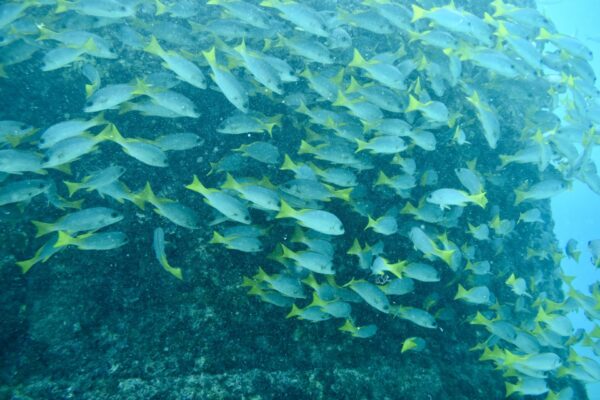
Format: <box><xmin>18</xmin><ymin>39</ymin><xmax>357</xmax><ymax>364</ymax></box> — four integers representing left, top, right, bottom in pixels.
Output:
<box><xmin>542</xmin><ymin>0</ymin><xmax>600</xmax><ymax>397</ymax></box>
<box><xmin>1</xmin><ymin>1</ymin><xmax>600</xmax><ymax>399</ymax></box>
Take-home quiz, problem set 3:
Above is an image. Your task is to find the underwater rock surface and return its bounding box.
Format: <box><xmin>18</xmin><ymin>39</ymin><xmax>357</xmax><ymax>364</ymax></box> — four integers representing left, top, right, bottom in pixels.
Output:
<box><xmin>0</xmin><ymin>0</ymin><xmax>598</xmax><ymax>398</ymax></box>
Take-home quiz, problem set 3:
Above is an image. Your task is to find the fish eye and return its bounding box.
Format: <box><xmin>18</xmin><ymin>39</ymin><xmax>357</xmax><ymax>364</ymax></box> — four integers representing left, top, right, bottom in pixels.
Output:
<box><xmin>38</xmin><ymin>182</ymin><xmax>45</xmax><ymax>189</ymax></box>
<box><xmin>244</xmin><ymin>216</ymin><xmax>250</xmax><ymax>222</ymax></box>
<box><xmin>42</xmin><ymin>155</ymin><xmax>49</xmax><ymax>162</ymax></box>
<box><xmin>119</xmin><ymin>5</ymin><xmax>126</xmax><ymax>11</ymax></box>
<box><xmin>510</xmin><ymin>64</ymin><xmax>516</xmax><ymax>69</ymax></box>
<box><xmin>111</xmin><ymin>212</ymin><xmax>119</xmax><ymax>218</ymax></box>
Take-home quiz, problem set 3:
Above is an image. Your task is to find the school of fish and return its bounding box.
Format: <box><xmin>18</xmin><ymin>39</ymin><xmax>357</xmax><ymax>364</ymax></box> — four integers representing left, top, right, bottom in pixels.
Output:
<box><xmin>1</xmin><ymin>0</ymin><xmax>600</xmax><ymax>397</ymax></box>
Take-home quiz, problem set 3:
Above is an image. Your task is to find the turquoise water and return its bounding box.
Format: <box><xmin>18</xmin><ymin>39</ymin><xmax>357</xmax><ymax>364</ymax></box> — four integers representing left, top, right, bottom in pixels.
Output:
<box><xmin>543</xmin><ymin>1</ymin><xmax>600</xmax><ymax>398</ymax></box>
<box><xmin>1</xmin><ymin>1</ymin><xmax>599</xmax><ymax>399</ymax></box>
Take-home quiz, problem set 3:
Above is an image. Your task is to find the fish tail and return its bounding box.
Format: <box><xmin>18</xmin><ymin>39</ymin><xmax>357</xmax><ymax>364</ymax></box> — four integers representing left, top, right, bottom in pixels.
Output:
<box><xmin>298</xmin><ymin>140</ymin><xmax>316</xmax><ymax>155</ymax></box>
<box><xmin>36</xmin><ymin>25</ymin><xmax>57</xmax><ymax>41</ymax></box>
<box><xmin>338</xmin><ymin>319</ymin><xmax>356</xmax><ymax>334</ymax></box>
<box><xmin>469</xmin><ymin>192</ymin><xmax>488</xmax><ymax>209</ymax></box>
<box><xmin>209</xmin><ymin>231</ymin><xmax>226</xmax><ymax>245</ymax></box>
<box><xmin>279</xmin><ymin>243</ymin><xmax>295</xmax><ymax>259</ymax></box>
<box><xmin>411</xmin><ymin>4</ymin><xmax>428</xmax><ymax>22</ymax></box>
<box><xmin>354</xmin><ymin>138</ymin><xmax>368</xmax><ymax>153</ymax></box>
<box><xmin>55</xmin><ymin>0</ymin><xmax>73</xmax><ymax>14</ymax></box>
<box><xmin>286</xmin><ymin>304</ymin><xmax>302</xmax><ymax>319</ymax></box>
<box><xmin>400</xmin><ymin>201</ymin><xmax>417</xmax><ymax>215</ymax></box>
<box><xmin>154</xmin><ymin>0</ymin><xmax>168</xmax><ymax>15</ymax></box>
<box><xmin>16</xmin><ymin>257</ymin><xmax>38</xmax><ymax>274</ymax></box>
<box><xmin>144</xmin><ymin>36</ymin><xmax>165</xmax><ymax>57</ymax></box>
<box><xmin>221</xmin><ymin>173</ymin><xmax>240</xmax><ymax>191</ymax></box>
<box><xmin>185</xmin><ymin>175</ymin><xmax>209</xmax><ymax>196</ymax></box>
<box><xmin>202</xmin><ymin>47</ymin><xmax>218</xmax><ymax>66</ymax></box>
<box><xmin>436</xmin><ymin>248</ymin><xmax>455</xmax><ymax>267</ymax></box>
<box><xmin>346</xmin><ymin>76</ymin><xmax>362</xmax><ymax>94</ymax></box>
<box><xmin>405</xmin><ymin>95</ymin><xmax>423</xmax><ymax>113</ymax></box>
<box><xmin>348</xmin><ymin>48</ymin><xmax>368</xmax><ymax>68</ymax></box>
<box><xmin>513</xmin><ymin>189</ymin><xmax>526</xmax><ymax>205</ymax></box>
<box><xmin>54</xmin><ymin>231</ymin><xmax>76</xmax><ymax>248</ymax></box>
<box><xmin>375</xmin><ymin>171</ymin><xmax>390</xmax><ymax>186</ymax></box>
<box><xmin>259</xmin><ymin>0</ymin><xmax>280</xmax><ymax>8</ymax></box>
<box><xmin>536</xmin><ymin>27</ymin><xmax>554</xmax><ymax>41</ymax></box>
<box><xmin>280</xmin><ymin>154</ymin><xmax>298</xmax><ymax>171</ymax></box>
<box><xmin>333</xmin><ymin>188</ymin><xmax>353</xmax><ymax>202</ymax></box>
<box><xmin>275</xmin><ymin>199</ymin><xmax>296</xmax><ymax>219</ymax></box>
<box><xmin>454</xmin><ymin>284</ymin><xmax>467</xmax><ymax>300</ymax></box>
<box><xmin>160</xmin><ymin>255</ymin><xmax>183</xmax><ymax>280</ymax></box>
<box><xmin>63</xmin><ymin>181</ymin><xmax>81</xmax><ymax>197</ymax></box>
<box><xmin>332</xmin><ymin>90</ymin><xmax>350</xmax><ymax>107</ymax></box>
<box><xmin>31</xmin><ymin>220</ymin><xmax>54</xmax><ymax>238</ymax></box>
<box><xmin>504</xmin><ymin>382</ymin><xmax>518</xmax><ymax>398</ymax></box>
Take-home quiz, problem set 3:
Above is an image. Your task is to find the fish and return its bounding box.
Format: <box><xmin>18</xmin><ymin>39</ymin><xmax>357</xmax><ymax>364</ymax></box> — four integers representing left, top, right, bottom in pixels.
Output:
<box><xmin>390</xmin><ymin>305</ymin><xmax>437</xmax><ymax>329</ymax></box>
<box><xmin>338</xmin><ymin>319</ymin><xmax>377</xmax><ymax>338</ymax></box>
<box><xmin>405</xmin><ymin>94</ymin><xmax>448</xmax><ymax>124</ymax></box>
<box><xmin>365</xmin><ymin>215</ymin><xmax>397</xmax><ymax>236</ymax></box>
<box><xmin>4</xmin><ymin>0</ymin><xmax>600</xmax><ymax>383</ymax></box>
<box><xmin>31</xmin><ymin>207</ymin><xmax>123</xmax><ymax>237</ymax></box>
<box><xmin>275</xmin><ymin>199</ymin><xmax>344</xmax><ymax>236</ymax></box>
<box><xmin>348</xmin><ymin>49</ymin><xmax>408</xmax><ymax>90</ymax></box>
<box><xmin>144</xmin><ymin>36</ymin><xmax>206</xmax><ymax>89</ymax></box>
<box><xmin>589</xmin><ymin>239</ymin><xmax>600</xmax><ymax>267</ymax></box>
<box><xmin>0</xmin><ymin>179</ymin><xmax>50</xmax><ymax>206</ymax></box>
<box><xmin>505</xmin><ymin>274</ymin><xmax>532</xmax><ymax>298</ymax></box>
<box><xmin>152</xmin><ymin>227</ymin><xmax>183</xmax><ymax>280</ymax></box>
<box><xmin>217</xmin><ymin>112</ymin><xmax>282</xmax><ymax>136</ymax></box>
<box><xmin>355</xmin><ymin>136</ymin><xmax>407</xmax><ymax>155</ymax></box>
<box><xmin>153</xmin><ymin>133</ymin><xmax>203</xmax><ymax>152</ymax></box>
<box><xmin>53</xmin><ymin>230</ymin><xmax>128</xmax><ymax>250</ymax></box>
<box><xmin>210</xmin><ymin>231</ymin><xmax>263</xmax><ymax>253</ymax></box>
<box><xmin>345</xmin><ymin>279</ymin><xmax>390</xmax><ymax>314</ymax></box>
<box><xmin>260</xmin><ymin>0</ymin><xmax>328</xmax><ymax>37</ymax></box>
<box><xmin>221</xmin><ymin>174</ymin><xmax>280</xmax><ymax>211</ymax></box>
<box><xmin>427</xmin><ymin>188</ymin><xmax>488</xmax><ymax>209</ymax></box>
<box><xmin>286</xmin><ymin>304</ymin><xmax>331</xmax><ymax>322</ymax></box>
<box><xmin>202</xmin><ymin>47</ymin><xmax>249</xmax><ymax>113</ymax></box>
<box><xmin>84</xmin><ymin>83</ymin><xmax>138</xmax><ymax>113</ymax></box>
<box><xmin>402</xmin><ymin>337</ymin><xmax>426</xmax><ymax>353</ymax></box>
<box><xmin>234</xmin><ymin>141</ymin><xmax>280</xmax><ymax>165</ymax></box>
<box><xmin>280</xmin><ymin>244</ymin><xmax>334</xmax><ymax>275</ymax></box>
<box><xmin>514</xmin><ymin>179</ymin><xmax>567</xmax><ymax>205</ymax></box>
<box><xmin>253</xmin><ymin>267</ymin><xmax>305</xmax><ymax>299</ymax></box>
<box><xmin>0</xmin><ymin>149</ymin><xmax>45</xmax><ymax>174</ymax></box>
<box><xmin>454</xmin><ymin>284</ymin><xmax>491</xmax><ymax>305</ymax></box>
<box><xmin>15</xmin><ymin>234</ymin><xmax>62</xmax><ymax>274</ymax></box>
<box><xmin>186</xmin><ymin>175</ymin><xmax>251</xmax><ymax>224</ymax></box>
<box><xmin>55</xmin><ymin>0</ymin><xmax>137</xmax><ymax>18</ymax></box>
<box><xmin>234</xmin><ymin>39</ymin><xmax>284</xmax><ymax>95</ymax></box>
<box><xmin>39</xmin><ymin>113</ymin><xmax>107</xmax><ymax>149</ymax></box>
<box><xmin>409</xmin><ymin>227</ymin><xmax>454</xmax><ymax>266</ymax></box>
<box><xmin>63</xmin><ymin>165</ymin><xmax>125</xmax><ymax>197</ymax></box>
<box><xmin>136</xmin><ymin>183</ymin><xmax>200</xmax><ymax>229</ymax></box>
